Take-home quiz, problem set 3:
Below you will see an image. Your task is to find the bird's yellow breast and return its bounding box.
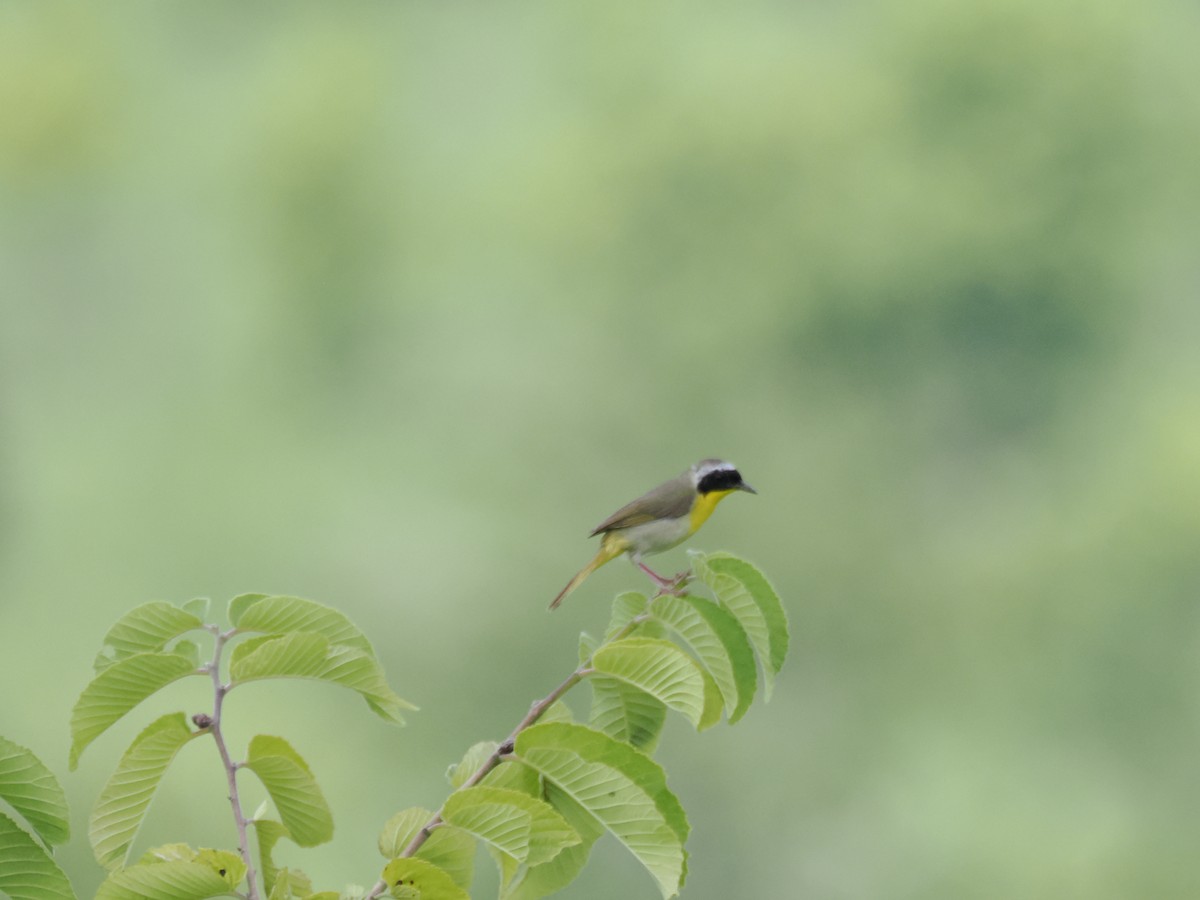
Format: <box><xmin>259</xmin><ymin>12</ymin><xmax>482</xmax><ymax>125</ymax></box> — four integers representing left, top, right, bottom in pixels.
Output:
<box><xmin>688</xmin><ymin>488</ymin><xmax>735</xmax><ymax>534</ymax></box>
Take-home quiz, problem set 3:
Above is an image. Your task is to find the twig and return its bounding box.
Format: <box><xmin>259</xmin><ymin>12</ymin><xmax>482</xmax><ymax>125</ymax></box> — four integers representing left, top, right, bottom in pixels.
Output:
<box><xmin>364</xmin><ymin>609</ymin><xmax>653</xmax><ymax>899</ymax></box>
<box><xmin>201</xmin><ymin>626</ymin><xmax>259</xmax><ymax>900</ymax></box>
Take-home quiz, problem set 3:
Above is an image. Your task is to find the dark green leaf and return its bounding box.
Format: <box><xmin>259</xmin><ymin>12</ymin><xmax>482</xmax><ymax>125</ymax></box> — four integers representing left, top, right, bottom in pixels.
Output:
<box><xmin>697</xmin><ymin>553</ymin><xmax>788</xmax><ymax>699</ymax></box>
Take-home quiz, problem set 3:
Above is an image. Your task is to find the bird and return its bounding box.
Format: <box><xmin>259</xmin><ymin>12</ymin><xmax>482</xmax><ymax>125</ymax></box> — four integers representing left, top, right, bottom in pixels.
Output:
<box><xmin>550</xmin><ymin>459</ymin><xmax>756</xmax><ymax>609</ymax></box>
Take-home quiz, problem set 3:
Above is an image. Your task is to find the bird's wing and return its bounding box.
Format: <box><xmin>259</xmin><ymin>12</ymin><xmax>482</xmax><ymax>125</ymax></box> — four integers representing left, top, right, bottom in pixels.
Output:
<box><xmin>590</xmin><ymin>477</ymin><xmax>693</xmax><ymax>535</ymax></box>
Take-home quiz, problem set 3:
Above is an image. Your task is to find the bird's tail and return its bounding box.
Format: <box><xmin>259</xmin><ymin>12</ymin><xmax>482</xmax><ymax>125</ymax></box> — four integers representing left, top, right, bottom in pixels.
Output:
<box><xmin>550</xmin><ymin>539</ymin><xmax>624</xmax><ymax>610</ymax></box>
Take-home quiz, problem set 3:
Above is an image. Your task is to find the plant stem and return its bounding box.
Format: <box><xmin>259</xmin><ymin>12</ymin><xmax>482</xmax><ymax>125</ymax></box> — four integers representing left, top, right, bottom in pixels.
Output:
<box><xmin>205</xmin><ymin>627</ymin><xmax>259</xmax><ymax>900</ymax></box>
<box><xmin>364</xmin><ymin>612</ymin><xmax>650</xmax><ymax>899</ymax></box>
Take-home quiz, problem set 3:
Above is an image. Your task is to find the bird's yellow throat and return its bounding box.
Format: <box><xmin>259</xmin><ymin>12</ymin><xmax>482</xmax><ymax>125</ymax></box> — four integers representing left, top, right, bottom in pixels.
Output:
<box><xmin>689</xmin><ymin>488</ymin><xmax>736</xmax><ymax>534</ymax></box>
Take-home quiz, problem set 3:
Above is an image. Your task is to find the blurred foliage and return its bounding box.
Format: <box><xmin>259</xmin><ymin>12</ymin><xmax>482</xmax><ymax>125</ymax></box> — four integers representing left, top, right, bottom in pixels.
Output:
<box><xmin>1</xmin><ymin>2</ymin><xmax>1198</xmax><ymax>898</ymax></box>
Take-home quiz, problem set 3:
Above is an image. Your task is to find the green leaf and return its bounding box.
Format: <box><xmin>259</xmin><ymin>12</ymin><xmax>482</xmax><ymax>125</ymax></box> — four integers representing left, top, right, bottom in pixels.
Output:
<box><xmin>0</xmin><ymin>811</ymin><xmax>75</xmax><ymax>900</ymax></box>
<box><xmin>696</xmin><ymin>667</ymin><xmax>723</xmax><ymax>731</ymax></box>
<box><xmin>588</xmin><ymin>677</ymin><xmax>667</xmax><ymax>751</ymax></box>
<box><xmin>443</xmin><ymin>786</ymin><xmax>579</xmax><ymax>866</ymax></box>
<box><xmin>696</xmin><ymin>553</ymin><xmax>788</xmax><ymax>699</ymax></box>
<box><xmin>253</xmin><ymin>820</ymin><xmax>290</xmax><ymax>896</ymax></box>
<box><xmin>649</xmin><ymin>594</ymin><xmax>757</xmax><ymax>723</ymax></box>
<box><xmin>604</xmin><ymin>591</ymin><xmax>649</xmax><ymax>639</ymax></box>
<box><xmin>92</xmin><ymin>603</ymin><xmax>205</xmax><ymax>673</ymax></box>
<box><xmin>170</xmin><ymin>641</ymin><xmax>201</xmax><ymax>669</ymax></box>
<box><xmin>69</xmin><ymin>652</ymin><xmax>200</xmax><ymax>770</ymax></box>
<box><xmin>445</xmin><ymin>741</ymin><xmax>497</xmax><ymax>789</ymax></box>
<box><xmin>229</xmin><ymin>633</ymin><xmax>416</xmax><ymax>725</ymax></box>
<box><xmin>537</xmin><ymin>700</ymin><xmax>575</xmax><ymax>725</ymax></box>
<box><xmin>501</xmin><ymin>790</ymin><xmax>603</xmax><ymax>900</ymax></box>
<box><xmin>193</xmin><ymin>849</ymin><xmax>246</xmax><ymax>889</ymax></box>
<box><xmin>90</xmin><ymin>713</ymin><xmax>197</xmax><ymax>869</ymax></box>
<box><xmin>413</xmin><ymin>827</ymin><xmax>474</xmax><ymax>890</ymax></box>
<box><xmin>95</xmin><ymin>861</ymin><xmax>235</xmax><ymax>899</ymax></box>
<box><xmin>181</xmin><ymin>598</ymin><xmax>210</xmax><ymax>621</ymax></box>
<box><xmin>481</xmin><ymin>759</ymin><xmax>541</xmax><ymax>796</ymax></box>
<box><xmin>377</xmin><ymin>808</ymin><xmax>474</xmax><ymax>887</ymax></box>
<box><xmin>380</xmin><ymin>857</ymin><xmax>468</xmax><ymax>900</ymax></box>
<box><xmin>226</xmin><ymin>593</ymin><xmax>268</xmax><ymax>627</ymax></box>
<box><xmin>243</xmin><ymin>736</ymin><xmax>333</xmax><ymax>848</ymax></box>
<box><xmin>0</xmin><ymin>735</ymin><xmax>70</xmax><ymax>846</ymax></box>
<box><xmin>266</xmin><ymin>867</ymin><xmax>312</xmax><ymax>900</ymax></box>
<box><xmin>590</xmin><ymin>638</ymin><xmax>707</xmax><ymax>729</ymax></box>
<box><xmin>377</xmin><ymin>807</ymin><xmax>432</xmax><ymax>859</ymax></box>
<box><xmin>515</xmin><ymin>723</ymin><xmax>689</xmax><ymax>899</ymax></box>
<box><xmin>232</xmin><ymin>596</ymin><xmax>376</xmax><ymax>657</ymax></box>
<box><xmin>137</xmin><ymin>843</ymin><xmax>197</xmax><ymax>864</ymax></box>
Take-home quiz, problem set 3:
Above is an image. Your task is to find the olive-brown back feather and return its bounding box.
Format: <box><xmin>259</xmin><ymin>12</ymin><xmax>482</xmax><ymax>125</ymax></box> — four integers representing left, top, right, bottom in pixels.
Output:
<box><xmin>589</xmin><ymin>475</ymin><xmax>694</xmax><ymax>535</ymax></box>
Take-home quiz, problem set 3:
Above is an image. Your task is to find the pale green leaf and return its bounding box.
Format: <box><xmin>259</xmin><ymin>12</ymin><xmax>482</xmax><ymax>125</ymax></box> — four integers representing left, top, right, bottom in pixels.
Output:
<box><xmin>481</xmin><ymin>759</ymin><xmax>541</xmax><ymax>796</ymax></box>
<box><xmin>266</xmin><ymin>867</ymin><xmax>312</xmax><ymax>900</ymax></box>
<box><xmin>696</xmin><ymin>553</ymin><xmax>788</xmax><ymax>699</ymax></box>
<box><xmin>588</xmin><ymin>677</ymin><xmax>667</xmax><ymax>751</ymax></box>
<box><xmin>537</xmin><ymin>700</ymin><xmax>575</xmax><ymax>725</ymax></box>
<box><xmin>577</xmin><ymin>631</ymin><xmax>598</xmax><ymax>665</ymax></box>
<box><xmin>229</xmin><ymin>633</ymin><xmax>416</xmax><ymax>725</ymax></box>
<box><xmin>590</xmin><ymin>638</ymin><xmax>707</xmax><ymax>729</ymax></box>
<box><xmin>137</xmin><ymin>843</ymin><xmax>196</xmax><ymax>864</ymax></box>
<box><xmin>414</xmin><ymin>827</ymin><xmax>474</xmax><ymax>890</ymax></box>
<box><xmin>170</xmin><ymin>641</ymin><xmax>201</xmax><ymax>669</ymax></box>
<box><xmin>501</xmin><ymin>790</ymin><xmax>603</xmax><ymax>900</ymax></box>
<box><xmin>243</xmin><ymin>735</ymin><xmax>333</xmax><ymax>848</ymax></box>
<box><xmin>515</xmin><ymin>723</ymin><xmax>689</xmax><ymax>899</ymax></box>
<box><xmin>0</xmin><ymin>735</ymin><xmax>70</xmax><ymax>846</ymax></box>
<box><xmin>443</xmin><ymin>786</ymin><xmax>578</xmax><ymax>866</ymax></box>
<box><xmin>134</xmin><ymin>844</ymin><xmax>244</xmax><ymax>887</ymax></box>
<box><xmin>181</xmin><ymin>598</ymin><xmax>210</xmax><ymax>621</ymax></box>
<box><xmin>377</xmin><ymin>809</ymin><xmax>481</xmax><ymax>889</ymax></box>
<box><xmin>193</xmin><ymin>849</ymin><xmax>246</xmax><ymax>889</ymax></box>
<box><xmin>90</xmin><ymin>713</ymin><xmax>197</xmax><ymax>869</ymax></box>
<box><xmin>70</xmin><ymin>652</ymin><xmax>200</xmax><ymax>770</ymax></box>
<box><xmin>226</xmin><ymin>593</ymin><xmax>268</xmax><ymax>627</ymax></box>
<box><xmin>377</xmin><ymin>807</ymin><xmax>432</xmax><ymax>859</ymax></box>
<box><xmin>0</xmin><ymin>811</ymin><xmax>75</xmax><ymax>900</ymax></box>
<box><xmin>233</xmin><ymin>596</ymin><xmax>375</xmax><ymax>657</ymax></box>
<box><xmin>92</xmin><ymin>603</ymin><xmax>205</xmax><ymax>673</ymax></box>
<box><xmin>380</xmin><ymin>857</ymin><xmax>468</xmax><ymax>900</ymax></box>
<box><xmin>649</xmin><ymin>593</ymin><xmax>757</xmax><ymax>723</ymax></box>
<box><xmin>253</xmin><ymin>820</ymin><xmax>290</xmax><ymax>896</ymax></box>
<box><xmin>445</xmin><ymin>741</ymin><xmax>497</xmax><ymax>789</ymax></box>
<box><xmin>95</xmin><ymin>860</ymin><xmax>235</xmax><ymax>899</ymax></box>
<box><xmin>604</xmin><ymin>591</ymin><xmax>649</xmax><ymax>639</ymax></box>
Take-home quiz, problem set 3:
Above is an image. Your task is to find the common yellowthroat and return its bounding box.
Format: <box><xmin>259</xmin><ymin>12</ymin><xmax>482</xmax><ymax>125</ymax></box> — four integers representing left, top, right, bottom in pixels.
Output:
<box><xmin>550</xmin><ymin>459</ymin><xmax>756</xmax><ymax>609</ymax></box>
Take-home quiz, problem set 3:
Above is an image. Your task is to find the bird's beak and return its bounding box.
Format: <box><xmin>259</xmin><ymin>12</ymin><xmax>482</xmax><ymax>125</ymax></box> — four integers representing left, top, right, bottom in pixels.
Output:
<box><xmin>738</xmin><ymin>481</ymin><xmax>757</xmax><ymax>495</ymax></box>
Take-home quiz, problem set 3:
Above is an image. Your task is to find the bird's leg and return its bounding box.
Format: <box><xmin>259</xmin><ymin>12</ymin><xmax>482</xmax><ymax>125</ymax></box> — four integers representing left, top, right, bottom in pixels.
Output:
<box><xmin>636</xmin><ymin>561</ymin><xmax>690</xmax><ymax>595</ymax></box>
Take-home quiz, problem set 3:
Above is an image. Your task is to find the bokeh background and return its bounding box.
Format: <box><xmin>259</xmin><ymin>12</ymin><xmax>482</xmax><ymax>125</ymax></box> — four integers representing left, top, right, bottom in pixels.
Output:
<box><xmin>2</xmin><ymin>3</ymin><xmax>1198</xmax><ymax>898</ymax></box>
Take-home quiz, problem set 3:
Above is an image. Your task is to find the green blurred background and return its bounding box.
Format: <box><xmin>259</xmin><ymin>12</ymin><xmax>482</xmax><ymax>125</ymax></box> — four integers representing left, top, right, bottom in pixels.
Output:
<box><xmin>2</xmin><ymin>3</ymin><xmax>1198</xmax><ymax>898</ymax></box>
